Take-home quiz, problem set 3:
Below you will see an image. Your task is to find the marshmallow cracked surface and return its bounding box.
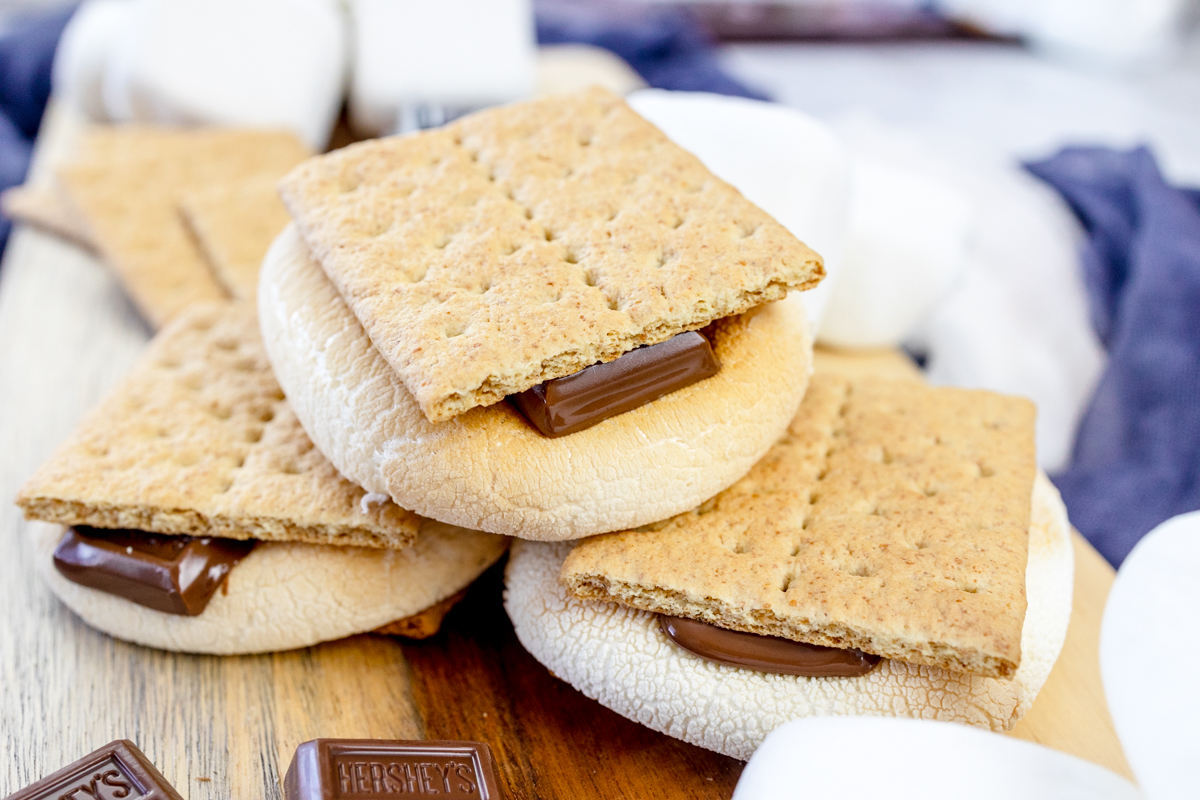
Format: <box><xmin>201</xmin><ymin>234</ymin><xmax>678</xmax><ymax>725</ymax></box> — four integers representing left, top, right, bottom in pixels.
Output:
<box><xmin>504</xmin><ymin>473</ymin><xmax>1073</xmax><ymax>760</ymax></box>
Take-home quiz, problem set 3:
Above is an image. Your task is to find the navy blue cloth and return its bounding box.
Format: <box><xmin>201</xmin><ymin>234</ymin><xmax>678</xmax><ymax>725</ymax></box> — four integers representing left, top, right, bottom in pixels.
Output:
<box><xmin>535</xmin><ymin>1</ymin><xmax>767</xmax><ymax>100</ymax></box>
<box><xmin>1027</xmin><ymin>147</ymin><xmax>1200</xmax><ymax>566</ymax></box>
<box><xmin>0</xmin><ymin>4</ymin><xmax>76</xmax><ymax>253</ymax></box>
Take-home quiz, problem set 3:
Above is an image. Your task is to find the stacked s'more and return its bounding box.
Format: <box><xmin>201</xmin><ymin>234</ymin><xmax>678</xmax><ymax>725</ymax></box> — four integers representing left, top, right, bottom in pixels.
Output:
<box><xmin>17</xmin><ymin>305</ymin><xmax>509</xmax><ymax>653</ymax></box>
<box><xmin>19</xmin><ymin>87</ymin><xmax>1072</xmax><ymax>748</ymax></box>
<box><xmin>253</xmin><ymin>86</ymin><xmax>1073</xmax><ymax>755</ymax></box>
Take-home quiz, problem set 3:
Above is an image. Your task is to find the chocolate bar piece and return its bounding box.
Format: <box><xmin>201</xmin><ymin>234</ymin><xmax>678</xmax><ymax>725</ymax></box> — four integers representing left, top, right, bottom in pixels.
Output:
<box><xmin>4</xmin><ymin>739</ymin><xmax>183</xmax><ymax>800</ymax></box>
<box><xmin>284</xmin><ymin>739</ymin><xmax>501</xmax><ymax>800</ymax></box>
<box><xmin>53</xmin><ymin>526</ymin><xmax>255</xmax><ymax>616</ymax></box>
<box><xmin>510</xmin><ymin>331</ymin><xmax>721</xmax><ymax>438</ymax></box>
<box><xmin>660</xmin><ymin>615</ymin><xmax>881</xmax><ymax>678</ymax></box>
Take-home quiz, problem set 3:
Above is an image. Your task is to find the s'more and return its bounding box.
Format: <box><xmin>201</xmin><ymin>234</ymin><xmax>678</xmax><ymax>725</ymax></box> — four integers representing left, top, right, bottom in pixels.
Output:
<box><xmin>504</xmin><ymin>371</ymin><xmax>1075</xmax><ymax>759</ymax></box>
<box><xmin>16</xmin><ymin>303</ymin><xmax>507</xmax><ymax>654</ymax></box>
<box><xmin>259</xmin><ymin>86</ymin><xmax>826</xmax><ymax>541</ymax></box>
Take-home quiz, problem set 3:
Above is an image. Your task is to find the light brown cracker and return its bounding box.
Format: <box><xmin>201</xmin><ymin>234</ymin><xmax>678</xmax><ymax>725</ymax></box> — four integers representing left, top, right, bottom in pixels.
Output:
<box><xmin>561</xmin><ymin>374</ymin><xmax>1037</xmax><ymax>678</ymax></box>
<box><xmin>17</xmin><ymin>302</ymin><xmax>421</xmax><ymax>550</ymax></box>
<box><xmin>373</xmin><ymin>588</ymin><xmax>468</xmax><ymax>640</ymax></box>
<box><xmin>1</xmin><ymin>181</ymin><xmax>95</xmax><ymax>250</ymax></box>
<box><xmin>180</xmin><ymin>174</ymin><xmax>292</xmax><ymax>301</ymax></box>
<box><xmin>57</xmin><ymin>126</ymin><xmax>310</xmax><ymax>328</ymax></box>
<box><xmin>280</xmin><ymin>86</ymin><xmax>824</xmax><ymax>422</ymax></box>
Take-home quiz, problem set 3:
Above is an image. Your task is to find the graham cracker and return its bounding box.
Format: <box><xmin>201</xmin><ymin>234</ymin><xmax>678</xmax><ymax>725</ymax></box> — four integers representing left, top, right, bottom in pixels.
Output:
<box><xmin>373</xmin><ymin>588</ymin><xmax>468</xmax><ymax>640</ymax></box>
<box><xmin>1</xmin><ymin>181</ymin><xmax>96</xmax><ymax>250</ymax></box>
<box><xmin>57</xmin><ymin>126</ymin><xmax>310</xmax><ymax>328</ymax></box>
<box><xmin>180</xmin><ymin>174</ymin><xmax>292</xmax><ymax>301</ymax></box>
<box><xmin>280</xmin><ymin>86</ymin><xmax>825</xmax><ymax>422</ymax></box>
<box><xmin>17</xmin><ymin>302</ymin><xmax>421</xmax><ymax>550</ymax></box>
<box><xmin>561</xmin><ymin>374</ymin><xmax>1037</xmax><ymax>678</ymax></box>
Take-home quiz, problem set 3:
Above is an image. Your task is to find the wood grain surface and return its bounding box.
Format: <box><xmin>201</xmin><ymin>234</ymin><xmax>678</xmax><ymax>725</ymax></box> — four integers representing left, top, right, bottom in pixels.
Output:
<box><xmin>0</xmin><ymin>105</ymin><xmax>1133</xmax><ymax>800</ymax></box>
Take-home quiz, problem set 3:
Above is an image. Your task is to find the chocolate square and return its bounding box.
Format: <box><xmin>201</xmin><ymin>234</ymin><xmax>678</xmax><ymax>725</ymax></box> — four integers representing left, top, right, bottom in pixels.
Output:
<box><xmin>284</xmin><ymin>739</ymin><xmax>500</xmax><ymax>800</ymax></box>
<box><xmin>52</xmin><ymin>526</ymin><xmax>254</xmax><ymax>616</ymax></box>
<box><xmin>4</xmin><ymin>740</ymin><xmax>182</xmax><ymax>800</ymax></box>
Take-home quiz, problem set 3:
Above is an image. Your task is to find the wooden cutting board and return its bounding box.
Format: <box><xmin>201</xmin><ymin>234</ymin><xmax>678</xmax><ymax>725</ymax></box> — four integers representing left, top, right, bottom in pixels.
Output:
<box><xmin>0</xmin><ymin>108</ymin><xmax>1132</xmax><ymax>800</ymax></box>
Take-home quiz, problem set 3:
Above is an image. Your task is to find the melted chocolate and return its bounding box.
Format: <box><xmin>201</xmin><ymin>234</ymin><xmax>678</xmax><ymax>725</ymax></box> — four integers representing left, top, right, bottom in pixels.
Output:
<box><xmin>660</xmin><ymin>615</ymin><xmax>881</xmax><ymax>678</ymax></box>
<box><xmin>5</xmin><ymin>739</ymin><xmax>183</xmax><ymax>800</ymax></box>
<box><xmin>53</xmin><ymin>526</ymin><xmax>255</xmax><ymax>616</ymax></box>
<box><xmin>510</xmin><ymin>330</ymin><xmax>720</xmax><ymax>437</ymax></box>
<box><xmin>284</xmin><ymin>739</ymin><xmax>501</xmax><ymax>800</ymax></box>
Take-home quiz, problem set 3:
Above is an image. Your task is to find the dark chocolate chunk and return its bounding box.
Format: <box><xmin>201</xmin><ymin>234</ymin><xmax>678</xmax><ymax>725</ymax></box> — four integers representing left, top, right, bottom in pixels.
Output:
<box><xmin>284</xmin><ymin>739</ymin><xmax>501</xmax><ymax>800</ymax></box>
<box><xmin>53</xmin><ymin>526</ymin><xmax>255</xmax><ymax>616</ymax></box>
<box><xmin>660</xmin><ymin>615</ymin><xmax>881</xmax><ymax>678</ymax></box>
<box><xmin>510</xmin><ymin>330</ymin><xmax>721</xmax><ymax>438</ymax></box>
<box><xmin>4</xmin><ymin>739</ymin><xmax>183</xmax><ymax>800</ymax></box>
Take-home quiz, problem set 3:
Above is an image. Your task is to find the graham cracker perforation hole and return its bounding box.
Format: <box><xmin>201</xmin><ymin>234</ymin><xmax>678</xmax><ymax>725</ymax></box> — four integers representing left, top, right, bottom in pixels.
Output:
<box><xmin>695</xmin><ymin>497</ymin><xmax>719</xmax><ymax>516</ymax></box>
<box><xmin>257</xmin><ymin>409</ymin><xmax>275</xmax><ymax>423</ymax></box>
<box><xmin>809</xmin><ymin>491</ymin><xmax>821</xmax><ymax>505</ymax></box>
<box><xmin>446</xmin><ymin>323</ymin><xmax>466</xmax><ymax>338</ymax></box>
<box><xmin>978</xmin><ymin>462</ymin><xmax>995</xmax><ymax>478</ymax></box>
<box><xmin>210</xmin><ymin>405</ymin><xmax>233</xmax><ymax>421</ymax></box>
<box><xmin>914</xmin><ymin>539</ymin><xmax>931</xmax><ymax>550</ymax></box>
<box><xmin>433</xmin><ymin>234</ymin><xmax>452</xmax><ymax>250</ymax></box>
<box><xmin>177</xmin><ymin>452</ymin><xmax>199</xmax><ymax>467</ymax></box>
<box><xmin>607</xmin><ymin>209</ymin><xmax>619</xmax><ymax>222</ymax></box>
<box><xmin>216</xmin><ymin>479</ymin><xmax>233</xmax><ymax>494</ymax></box>
<box><xmin>847</xmin><ymin>562</ymin><xmax>875</xmax><ymax>578</ymax></box>
<box><xmin>564</xmin><ymin>249</ymin><xmax>579</xmax><ymax>265</ymax></box>
<box><xmin>234</xmin><ymin>455</ymin><xmax>245</xmax><ymax>468</ymax></box>
<box><xmin>281</xmin><ymin>462</ymin><xmax>303</xmax><ymax>475</ymax></box>
<box><xmin>959</xmin><ymin>582</ymin><xmax>980</xmax><ymax>594</ymax></box>
<box><xmin>544</xmin><ymin>227</ymin><xmax>557</xmax><ymax>242</ymax></box>
<box><xmin>605</xmin><ymin>294</ymin><xmax>620</xmax><ymax>311</ymax></box>
<box><xmin>739</xmin><ymin>223</ymin><xmax>759</xmax><ymax>238</ymax></box>
<box><xmin>270</xmin><ymin>389</ymin><xmax>286</xmax><ymax>402</ymax></box>
<box><xmin>780</xmin><ymin>572</ymin><xmax>795</xmax><ymax>593</ymax></box>
<box><xmin>503</xmin><ymin>242</ymin><xmax>520</xmax><ymax>256</ymax></box>
<box><xmin>245</xmin><ymin>428</ymin><xmax>263</xmax><ymax>444</ymax></box>
<box><xmin>214</xmin><ymin>338</ymin><xmax>237</xmax><ymax>351</ymax></box>
<box><xmin>671</xmin><ymin>215</ymin><xmax>685</xmax><ymax>230</ymax></box>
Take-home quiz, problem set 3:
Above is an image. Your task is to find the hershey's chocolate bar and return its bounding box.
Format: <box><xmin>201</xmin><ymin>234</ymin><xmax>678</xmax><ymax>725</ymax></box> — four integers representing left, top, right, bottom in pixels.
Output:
<box><xmin>510</xmin><ymin>331</ymin><xmax>720</xmax><ymax>438</ymax></box>
<box><xmin>284</xmin><ymin>739</ymin><xmax>500</xmax><ymax>800</ymax></box>
<box><xmin>660</xmin><ymin>615</ymin><xmax>881</xmax><ymax>677</ymax></box>
<box><xmin>3</xmin><ymin>740</ymin><xmax>182</xmax><ymax>800</ymax></box>
<box><xmin>53</xmin><ymin>526</ymin><xmax>255</xmax><ymax>616</ymax></box>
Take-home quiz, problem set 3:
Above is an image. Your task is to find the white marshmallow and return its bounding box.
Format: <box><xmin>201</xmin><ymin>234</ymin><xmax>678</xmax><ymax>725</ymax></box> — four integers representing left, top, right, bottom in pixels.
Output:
<box><xmin>1102</xmin><ymin>511</ymin><xmax>1200</xmax><ymax>800</ymax></box>
<box><xmin>734</xmin><ymin>717</ymin><xmax>1139</xmax><ymax>800</ymax></box>
<box><xmin>819</xmin><ymin>158</ymin><xmax>972</xmax><ymax>349</ymax></box>
<box><xmin>52</xmin><ymin>0</ymin><xmax>135</xmax><ymax>123</ymax></box>
<box><xmin>627</xmin><ymin>90</ymin><xmax>849</xmax><ymax>336</ymax></box>
<box><xmin>346</xmin><ymin>0</ymin><xmax>537</xmax><ymax>137</ymax></box>
<box><xmin>102</xmin><ymin>0</ymin><xmax>346</xmax><ymax>150</ymax></box>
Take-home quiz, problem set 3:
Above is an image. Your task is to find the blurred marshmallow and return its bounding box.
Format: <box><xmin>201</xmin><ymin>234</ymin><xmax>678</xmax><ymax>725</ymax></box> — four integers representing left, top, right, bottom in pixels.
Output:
<box><xmin>52</xmin><ymin>0</ymin><xmax>135</xmax><ymax>122</ymax></box>
<box><xmin>1102</xmin><ymin>511</ymin><xmax>1200</xmax><ymax>800</ymax></box>
<box><xmin>937</xmin><ymin>0</ymin><xmax>1189</xmax><ymax>67</ymax></box>
<box><xmin>102</xmin><ymin>0</ymin><xmax>346</xmax><ymax>149</ymax></box>
<box><xmin>819</xmin><ymin>159</ymin><xmax>971</xmax><ymax>349</ymax></box>
<box><xmin>628</xmin><ymin>90</ymin><xmax>850</xmax><ymax>335</ymax></box>
<box><xmin>734</xmin><ymin>717</ymin><xmax>1139</xmax><ymax>800</ymax></box>
<box><xmin>347</xmin><ymin>0</ymin><xmax>537</xmax><ymax>137</ymax></box>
